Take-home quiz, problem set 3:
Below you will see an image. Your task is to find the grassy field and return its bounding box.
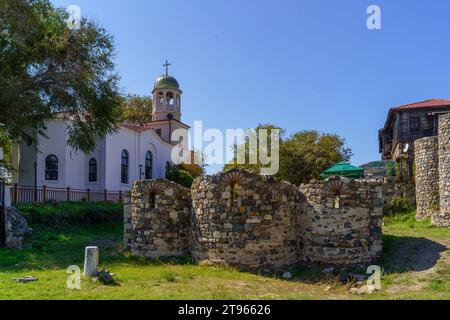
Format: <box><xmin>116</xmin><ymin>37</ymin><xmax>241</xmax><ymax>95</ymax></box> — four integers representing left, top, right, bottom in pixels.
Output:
<box><xmin>0</xmin><ymin>209</ymin><xmax>449</xmax><ymax>300</ymax></box>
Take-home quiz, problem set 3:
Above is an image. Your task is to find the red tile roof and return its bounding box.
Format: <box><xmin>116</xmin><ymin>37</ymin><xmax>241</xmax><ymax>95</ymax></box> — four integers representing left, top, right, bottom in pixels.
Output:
<box><xmin>382</xmin><ymin>99</ymin><xmax>450</xmax><ymax>130</ymax></box>
<box><xmin>391</xmin><ymin>99</ymin><xmax>450</xmax><ymax>111</ymax></box>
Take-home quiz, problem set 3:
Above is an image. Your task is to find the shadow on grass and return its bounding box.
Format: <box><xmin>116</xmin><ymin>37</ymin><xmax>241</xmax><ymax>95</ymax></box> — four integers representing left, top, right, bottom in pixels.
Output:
<box><xmin>381</xmin><ymin>234</ymin><xmax>448</xmax><ymax>274</ymax></box>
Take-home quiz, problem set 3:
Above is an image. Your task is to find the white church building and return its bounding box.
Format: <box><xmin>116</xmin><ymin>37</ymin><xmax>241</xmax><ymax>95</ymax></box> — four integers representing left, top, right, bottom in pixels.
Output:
<box><xmin>12</xmin><ymin>65</ymin><xmax>192</xmax><ymax>192</ymax></box>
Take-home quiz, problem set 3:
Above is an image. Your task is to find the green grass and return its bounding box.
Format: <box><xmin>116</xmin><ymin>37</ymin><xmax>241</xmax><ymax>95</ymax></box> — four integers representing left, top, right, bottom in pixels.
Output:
<box><xmin>0</xmin><ymin>209</ymin><xmax>448</xmax><ymax>300</ymax></box>
<box><xmin>16</xmin><ymin>202</ymin><xmax>123</xmax><ymax>225</ymax></box>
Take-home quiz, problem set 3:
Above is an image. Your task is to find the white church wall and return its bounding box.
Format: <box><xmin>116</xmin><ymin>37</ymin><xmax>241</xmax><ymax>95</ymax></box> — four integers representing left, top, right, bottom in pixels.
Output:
<box><xmin>104</xmin><ymin>129</ymin><xmax>139</xmax><ymax>191</ymax></box>
<box><xmin>65</xmin><ymin>147</ymin><xmax>85</xmax><ymax>189</ymax></box>
<box><xmin>139</xmin><ymin>130</ymin><xmax>174</xmax><ymax>179</ymax></box>
<box><xmin>18</xmin><ymin>141</ymin><xmax>37</xmax><ymax>186</ymax></box>
<box><xmin>83</xmin><ymin>141</ymin><xmax>105</xmax><ymax>191</ymax></box>
<box><xmin>35</xmin><ymin>121</ymin><xmax>67</xmax><ymax>188</ymax></box>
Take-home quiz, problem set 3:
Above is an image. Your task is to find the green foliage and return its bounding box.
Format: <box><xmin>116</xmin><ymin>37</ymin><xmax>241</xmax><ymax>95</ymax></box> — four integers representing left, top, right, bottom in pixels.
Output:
<box><xmin>0</xmin><ymin>128</ymin><xmax>12</xmax><ymax>162</ymax></box>
<box><xmin>278</xmin><ymin>130</ymin><xmax>352</xmax><ymax>184</ymax></box>
<box><xmin>119</xmin><ymin>94</ymin><xmax>153</xmax><ymax>125</ymax></box>
<box><xmin>224</xmin><ymin>124</ymin><xmax>284</xmax><ymax>174</ymax></box>
<box><xmin>166</xmin><ymin>165</ymin><xmax>195</xmax><ymax>188</ymax></box>
<box><xmin>161</xmin><ymin>270</ymin><xmax>177</xmax><ymax>283</ymax></box>
<box><xmin>225</xmin><ymin>125</ymin><xmax>352</xmax><ymax>185</ymax></box>
<box><xmin>16</xmin><ymin>202</ymin><xmax>123</xmax><ymax>225</ymax></box>
<box><xmin>0</xmin><ymin>0</ymin><xmax>122</xmax><ymax>153</ymax></box>
<box><xmin>384</xmin><ymin>196</ymin><xmax>414</xmax><ymax>217</ymax></box>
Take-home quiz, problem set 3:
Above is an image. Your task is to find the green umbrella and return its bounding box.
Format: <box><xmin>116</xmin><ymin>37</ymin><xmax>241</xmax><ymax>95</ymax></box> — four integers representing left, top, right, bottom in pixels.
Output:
<box><xmin>321</xmin><ymin>161</ymin><xmax>364</xmax><ymax>179</ymax></box>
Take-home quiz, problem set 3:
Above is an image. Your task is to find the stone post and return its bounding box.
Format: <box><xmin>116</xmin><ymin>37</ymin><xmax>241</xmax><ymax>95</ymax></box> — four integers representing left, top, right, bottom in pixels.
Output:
<box><xmin>414</xmin><ymin>137</ymin><xmax>440</xmax><ymax>220</ymax></box>
<box><xmin>436</xmin><ymin>113</ymin><xmax>450</xmax><ymax>227</ymax></box>
<box><xmin>83</xmin><ymin>246</ymin><xmax>99</xmax><ymax>277</ymax></box>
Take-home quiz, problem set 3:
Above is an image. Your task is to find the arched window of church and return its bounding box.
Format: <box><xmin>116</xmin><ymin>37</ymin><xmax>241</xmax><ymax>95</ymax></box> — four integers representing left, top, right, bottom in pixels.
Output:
<box><xmin>45</xmin><ymin>155</ymin><xmax>58</xmax><ymax>181</ymax></box>
<box><xmin>167</xmin><ymin>92</ymin><xmax>174</xmax><ymax>106</ymax></box>
<box><xmin>89</xmin><ymin>158</ymin><xmax>97</xmax><ymax>182</ymax></box>
<box><xmin>145</xmin><ymin>151</ymin><xmax>153</xmax><ymax>180</ymax></box>
<box><xmin>121</xmin><ymin>150</ymin><xmax>129</xmax><ymax>184</ymax></box>
<box><xmin>158</xmin><ymin>91</ymin><xmax>164</xmax><ymax>106</ymax></box>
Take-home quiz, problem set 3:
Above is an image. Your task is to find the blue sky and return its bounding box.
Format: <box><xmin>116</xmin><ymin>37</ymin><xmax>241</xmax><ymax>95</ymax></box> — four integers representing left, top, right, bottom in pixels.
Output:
<box><xmin>54</xmin><ymin>0</ymin><xmax>450</xmax><ymax>173</ymax></box>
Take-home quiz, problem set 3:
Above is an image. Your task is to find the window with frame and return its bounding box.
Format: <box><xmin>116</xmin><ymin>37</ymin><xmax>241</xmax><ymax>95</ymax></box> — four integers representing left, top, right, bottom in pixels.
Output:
<box><xmin>45</xmin><ymin>155</ymin><xmax>58</xmax><ymax>181</ymax></box>
<box><xmin>89</xmin><ymin>158</ymin><xmax>97</xmax><ymax>182</ymax></box>
<box><xmin>409</xmin><ymin>116</ymin><xmax>420</xmax><ymax>132</ymax></box>
<box><xmin>121</xmin><ymin>150</ymin><xmax>129</xmax><ymax>184</ymax></box>
<box><xmin>145</xmin><ymin>151</ymin><xmax>153</xmax><ymax>180</ymax></box>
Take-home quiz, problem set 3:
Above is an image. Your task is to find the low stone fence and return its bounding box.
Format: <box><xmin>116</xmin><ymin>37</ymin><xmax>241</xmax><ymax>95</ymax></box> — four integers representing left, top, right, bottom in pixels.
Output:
<box><xmin>124</xmin><ymin>180</ymin><xmax>191</xmax><ymax>258</ymax></box>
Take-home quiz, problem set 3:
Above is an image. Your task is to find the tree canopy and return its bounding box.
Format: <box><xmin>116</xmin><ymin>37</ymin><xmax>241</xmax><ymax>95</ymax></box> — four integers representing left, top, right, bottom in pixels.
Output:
<box><xmin>225</xmin><ymin>125</ymin><xmax>352</xmax><ymax>185</ymax></box>
<box><xmin>119</xmin><ymin>95</ymin><xmax>153</xmax><ymax>125</ymax></box>
<box><xmin>0</xmin><ymin>0</ymin><xmax>122</xmax><ymax>153</ymax></box>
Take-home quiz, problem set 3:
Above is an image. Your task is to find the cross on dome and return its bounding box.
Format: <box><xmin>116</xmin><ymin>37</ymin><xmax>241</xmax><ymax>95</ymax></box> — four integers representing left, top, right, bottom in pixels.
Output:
<box><xmin>163</xmin><ymin>60</ymin><xmax>171</xmax><ymax>76</ymax></box>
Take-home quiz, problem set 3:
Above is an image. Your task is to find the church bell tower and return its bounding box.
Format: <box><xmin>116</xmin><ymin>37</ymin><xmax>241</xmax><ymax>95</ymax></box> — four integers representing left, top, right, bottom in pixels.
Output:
<box><xmin>152</xmin><ymin>60</ymin><xmax>182</xmax><ymax>122</ymax></box>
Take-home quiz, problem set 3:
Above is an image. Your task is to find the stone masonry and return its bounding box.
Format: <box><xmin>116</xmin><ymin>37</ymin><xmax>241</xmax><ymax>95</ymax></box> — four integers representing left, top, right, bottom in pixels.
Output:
<box><xmin>414</xmin><ymin>136</ymin><xmax>440</xmax><ymax>220</ymax></box>
<box><xmin>436</xmin><ymin>113</ymin><xmax>450</xmax><ymax>227</ymax></box>
<box><xmin>298</xmin><ymin>178</ymin><xmax>383</xmax><ymax>266</ymax></box>
<box><xmin>125</xmin><ymin>170</ymin><xmax>384</xmax><ymax>273</ymax></box>
<box><xmin>191</xmin><ymin>171</ymin><xmax>301</xmax><ymax>273</ymax></box>
<box><xmin>124</xmin><ymin>180</ymin><xmax>192</xmax><ymax>258</ymax></box>
<box><xmin>413</xmin><ymin>113</ymin><xmax>450</xmax><ymax>228</ymax></box>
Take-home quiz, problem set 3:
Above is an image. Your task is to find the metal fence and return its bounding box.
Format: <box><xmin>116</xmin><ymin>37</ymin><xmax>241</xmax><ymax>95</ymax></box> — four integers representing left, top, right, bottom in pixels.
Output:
<box><xmin>0</xmin><ymin>179</ymin><xmax>6</xmax><ymax>247</ymax></box>
<box><xmin>10</xmin><ymin>184</ymin><xmax>124</xmax><ymax>204</ymax></box>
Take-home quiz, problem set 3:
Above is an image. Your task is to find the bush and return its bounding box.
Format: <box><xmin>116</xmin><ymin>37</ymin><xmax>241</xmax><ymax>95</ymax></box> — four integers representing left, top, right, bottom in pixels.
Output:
<box><xmin>166</xmin><ymin>168</ymin><xmax>194</xmax><ymax>188</ymax></box>
<box><xmin>16</xmin><ymin>202</ymin><xmax>123</xmax><ymax>226</ymax></box>
<box><xmin>384</xmin><ymin>196</ymin><xmax>414</xmax><ymax>217</ymax></box>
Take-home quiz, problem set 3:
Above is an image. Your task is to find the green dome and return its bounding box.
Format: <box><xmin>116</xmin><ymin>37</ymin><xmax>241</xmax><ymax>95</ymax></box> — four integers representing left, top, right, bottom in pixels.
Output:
<box><xmin>153</xmin><ymin>75</ymin><xmax>180</xmax><ymax>91</ymax></box>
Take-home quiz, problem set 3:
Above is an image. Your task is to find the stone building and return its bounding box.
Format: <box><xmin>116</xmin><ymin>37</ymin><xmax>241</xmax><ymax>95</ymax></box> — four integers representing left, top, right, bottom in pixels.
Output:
<box><xmin>379</xmin><ymin>99</ymin><xmax>450</xmax><ymax>181</ymax></box>
<box><xmin>124</xmin><ymin>170</ymin><xmax>384</xmax><ymax>273</ymax></box>
<box><xmin>414</xmin><ymin>113</ymin><xmax>450</xmax><ymax>227</ymax></box>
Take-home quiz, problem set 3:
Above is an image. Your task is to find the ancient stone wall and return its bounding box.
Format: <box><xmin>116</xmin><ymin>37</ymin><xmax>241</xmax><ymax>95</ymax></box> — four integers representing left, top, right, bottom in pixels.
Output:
<box><xmin>125</xmin><ymin>171</ymin><xmax>384</xmax><ymax>272</ymax></box>
<box><xmin>382</xmin><ymin>178</ymin><xmax>416</xmax><ymax>208</ymax></box>
<box><xmin>436</xmin><ymin>114</ymin><xmax>450</xmax><ymax>227</ymax></box>
<box><xmin>414</xmin><ymin>136</ymin><xmax>440</xmax><ymax>220</ymax></box>
<box><xmin>124</xmin><ymin>180</ymin><xmax>192</xmax><ymax>258</ymax></box>
<box><xmin>298</xmin><ymin>178</ymin><xmax>383</xmax><ymax>266</ymax></box>
<box><xmin>191</xmin><ymin>171</ymin><xmax>301</xmax><ymax>273</ymax></box>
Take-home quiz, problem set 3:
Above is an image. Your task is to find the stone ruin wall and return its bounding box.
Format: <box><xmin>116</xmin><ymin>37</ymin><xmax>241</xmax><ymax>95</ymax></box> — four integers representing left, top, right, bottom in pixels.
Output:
<box><xmin>124</xmin><ymin>171</ymin><xmax>384</xmax><ymax>273</ymax></box>
<box><xmin>191</xmin><ymin>171</ymin><xmax>301</xmax><ymax>273</ymax></box>
<box><xmin>414</xmin><ymin>136</ymin><xmax>440</xmax><ymax>220</ymax></box>
<box><xmin>123</xmin><ymin>180</ymin><xmax>192</xmax><ymax>258</ymax></box>
<box><xmin>436</xmin><ymin>113</ymin><xmax>450</xmax><ymax>227</ymax></box>
<box><xmin>381</xmin><ymin>178</ymin><xmax>416</xmax><ymax>208</ymax></box>
<box><xmin>412</xmin><ymin>113</ymin><xmax>450</xmax><ymax>228</ymax></box>
<box><xmin>298</xmin><ymin>178</ymin><xmax>383</xmax><ymax>266</ymax></box>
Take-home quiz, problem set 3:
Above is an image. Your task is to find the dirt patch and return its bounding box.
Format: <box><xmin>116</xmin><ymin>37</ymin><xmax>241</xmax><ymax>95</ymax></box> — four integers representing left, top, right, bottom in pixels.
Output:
<box><xmin>383</xmin><ymin>235</ymin><xmax>449</xmax><ymax>294</ymax></box>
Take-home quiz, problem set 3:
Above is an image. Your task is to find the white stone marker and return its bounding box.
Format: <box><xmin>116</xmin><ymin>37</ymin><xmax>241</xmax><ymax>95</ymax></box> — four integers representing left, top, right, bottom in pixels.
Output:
<box><xmin>83</xmin><ymin>246</ymin><xmax>99</xmax><ymax>277</ymax></box>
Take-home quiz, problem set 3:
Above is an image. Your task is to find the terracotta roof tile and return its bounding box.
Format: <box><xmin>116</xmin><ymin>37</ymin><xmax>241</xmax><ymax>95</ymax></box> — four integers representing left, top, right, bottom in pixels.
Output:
<box><xmin>392</xmin><ymin>98</ymin><xmax>450</xmax><ymax>111</ymax></box>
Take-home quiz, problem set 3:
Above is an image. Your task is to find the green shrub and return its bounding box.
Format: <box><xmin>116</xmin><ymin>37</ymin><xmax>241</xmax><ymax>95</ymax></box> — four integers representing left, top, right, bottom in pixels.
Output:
<box><xmin>166</xmin><ymin>168</ymin><xmax>194</xmax><ymax>188</ymax></box>
<box><xmin>16</xmin><ymin>202</ymin><xmax>123</xmax><ymax>226</ymax></box>
<box><xmin>384</xmin><ymin>196</ymin><xmax>414</xmax><ymax>217</ymax></box>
